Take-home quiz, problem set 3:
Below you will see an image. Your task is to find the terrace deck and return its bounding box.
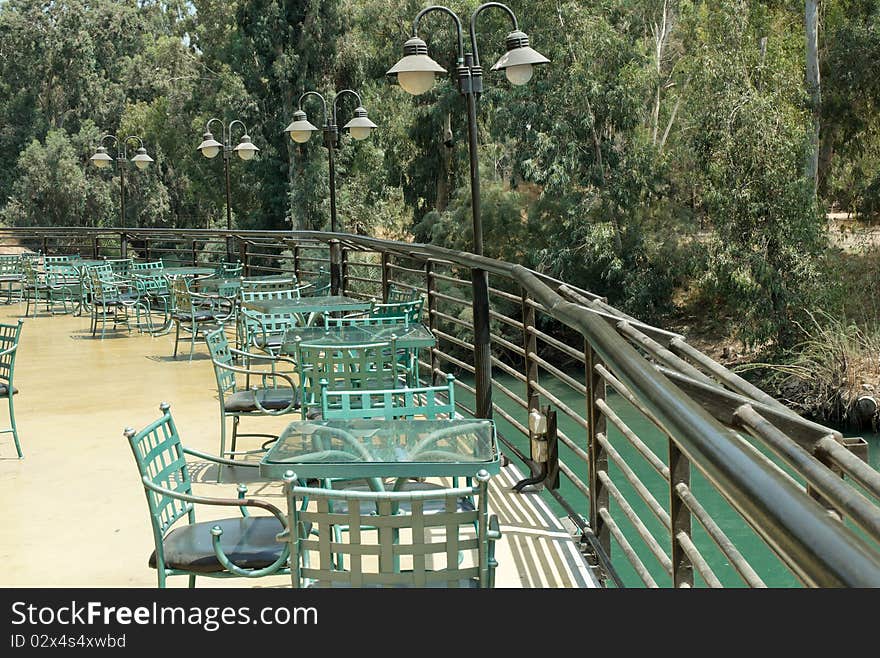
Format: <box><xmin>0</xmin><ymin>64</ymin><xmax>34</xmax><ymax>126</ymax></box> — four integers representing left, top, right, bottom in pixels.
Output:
<box><xmin>0</xmin><ymin>302</ymin><xmax>598</xmax><ymax>588</ymax></box>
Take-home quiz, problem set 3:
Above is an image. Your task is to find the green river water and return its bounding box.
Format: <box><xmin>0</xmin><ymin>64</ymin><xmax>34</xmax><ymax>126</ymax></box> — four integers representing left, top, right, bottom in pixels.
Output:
<box><xmin>457</xmin><ymin>373</ymin><xmax>880</xmax><ymax>588</ymax></box>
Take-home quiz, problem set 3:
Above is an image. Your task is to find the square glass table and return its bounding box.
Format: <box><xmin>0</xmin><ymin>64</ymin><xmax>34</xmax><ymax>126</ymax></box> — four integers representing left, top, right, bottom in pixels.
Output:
<box><xmin>162</xmin><ymin>266</ymin><xmax>216</xmax><ymax>278</ymax></box>
<box><xmin>259</xmin><ymin>418</ymin><xmax>499</xmax><ymax>481</ymax></box>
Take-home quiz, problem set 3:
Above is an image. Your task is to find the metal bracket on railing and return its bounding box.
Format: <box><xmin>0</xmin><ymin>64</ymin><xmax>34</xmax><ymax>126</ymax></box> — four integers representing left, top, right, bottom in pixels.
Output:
<box><xmin>513</xmin><ymin>405</ymin><xmax>559</xmax><ymax>492</ymax></box>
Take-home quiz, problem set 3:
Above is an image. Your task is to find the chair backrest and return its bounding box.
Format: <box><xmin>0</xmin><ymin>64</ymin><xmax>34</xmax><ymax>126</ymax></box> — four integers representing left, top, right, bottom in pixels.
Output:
<box><xmin>216</xmin><ymin>261</ymin><xmax>243</xmax><ymax>277</ymax></box>
<box><xmin>124</xmin><ymin>403</ymin><xmax>195</xmax><ymax>543</ymax></box>
<box><xmin>0</xmin><ymin>255</ymin><xmax>22</xmax><ymax>276</ymax></box>
<box><xmin>205</xmin><ymin>328</ymin><xmax>237</xmax><ymax>396</ymax></box>
<box><xmin>132</xmin><ymin>260</ymin><xmax>164</xmax><ymax>273</ymax></box>
<box><xmin>21</xmin><ymin>258</ymin><xmax>39</xmax><ymax>284</ymax></box>
<box><xmin>294</xmin><ymin>339</ymin><xmax>400</xmax><ymax>415</ymax></box>
<box><xmin>106</xmin><ymin>258</ymin><xmax>132</xmax><ymax>277</ymax></box>
<box><xmin>0</xmin><ymin>320</ymin><xmax>23</xmax><ymax>387</ymax></box>
<box><xmin>369</xmin><ymin>298</ymin><xmax>423</xmax><ymax>323</ymax></box>
<box><xmin>240</xmin><ymin>309</ymin><xmax>302</xmax><ymax>350</ymax></box>
<box><xmin>300</xmin><ymin>268</ymin><xmax>330</xmax><ymax>297</ymax></box>
<box><xmin>240</xmin><ymin>287</ymin><xmax>301</xmax><ymax>303</ymax></box>
<box><xmin>133</xmin><ymin>272</ymin><xmax>169</xmax><ymax>296</ymax></box>
<box><xmin>88</xmin><ymin>263</ymin><xmax>116</xmax><ymax>282</ymax></box>
<box><xmin>387</xmin><ymin>283</ymin><xmax>421</xmax><ymax>304</ymax></box>
<box><xmin>283</xmin><ymin>470</ymin><xmax>495</xmax><ymax>588</ymax></box>
<box><xmin>320</xmin><ymin>373</ymin><xmax>456</xmax><ymax>421</ymax></box>
<box><xmin>240</xmin><ymin>275</ymin><xmax>297</xmax><ymax>293</ymax></box>
<box><xmin>324</xmin><ymin>314</ymin><xmax>410</xmax><ymax>329</ymax></box>
<box><xmin>170</xmin><ymin>277</ymin><xmax>192</xmax><ymax>312</ymax></box>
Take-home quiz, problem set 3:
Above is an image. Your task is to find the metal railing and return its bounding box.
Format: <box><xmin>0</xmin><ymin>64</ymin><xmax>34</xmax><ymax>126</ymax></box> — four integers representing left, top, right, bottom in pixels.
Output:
<box><xmin>3</xmin><ymin>226</ymin><xmax>880</xmax><ymax>587</ymax></box>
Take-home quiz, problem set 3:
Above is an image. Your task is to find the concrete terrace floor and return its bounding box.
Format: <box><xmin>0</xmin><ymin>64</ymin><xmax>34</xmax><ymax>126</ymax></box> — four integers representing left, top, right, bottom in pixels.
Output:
<box><xmin>0</xmin><ymin>299</ymin><xmax>597</xmax><ymax>589</ymax></box>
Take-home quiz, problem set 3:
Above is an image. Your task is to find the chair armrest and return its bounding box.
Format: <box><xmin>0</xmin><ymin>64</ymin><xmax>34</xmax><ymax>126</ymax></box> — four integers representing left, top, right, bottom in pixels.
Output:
<box><xmin>182</xmin><ymin>445</ymin><xmax>260</xmax><ymax>469</ymax></box>
<box><xmin>211</xmin><ymin>360</ymin><xmax>298</xmax><ymax>415</ymax></box>
<box><xmin>487</xmin><ymin>514</ymin><xmax>501</xmax><ymax>541</ymax></box>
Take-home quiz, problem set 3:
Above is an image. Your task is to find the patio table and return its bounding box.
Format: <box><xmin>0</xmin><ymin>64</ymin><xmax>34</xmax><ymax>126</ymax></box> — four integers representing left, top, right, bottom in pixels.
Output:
<box><xmin>279</xmin><ymin>322</ymin><xmax>435</xmax><ymax>353</ymax></box>
<box><xmin>162</xmin><ymin>266</ymin><xmax>216</xmax><ymax>278</ymax></box>
<box><xmin>259</xmin><ymin>417</ymin><xmax>499</xmax><ymax>481</ymax></box>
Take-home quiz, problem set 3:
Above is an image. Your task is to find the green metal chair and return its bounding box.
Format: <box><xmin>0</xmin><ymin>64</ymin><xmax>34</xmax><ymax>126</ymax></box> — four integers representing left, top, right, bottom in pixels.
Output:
<box><xmin>0</xmin><ymin>255</ymin><xmax>24</xmax><ymax>304</ymax></box>
<box><xmin>0</xmin><ymin>319</ymin><xmax>23</xmax><ymax>458</ymax></box>
<box><xmin>387</xmin><ymin>283</ymin><xmax>422</xmax><ymax>304</ymax></box>
<box><xmin>124</xmin><ymin>402</ymin><xmax>290</xmax><ymax>588</ymax></box>
<box><xmin>239</xmin><ymin>308</ymin><xmax>304</xmax><ymax>356</ymax></box>
<box><xmin>369</xmin><ymin>298</ymin><xmax>424</xmax><ymax>323</ymax></box>
<box><xmin>205</xmin><ymin>327</ymin><xmax>300</xmax><ymax>462</ymax></box>
<box><xmin>21</xmin><ymin>258</ymin><xmax>74</xmax><ymax>317</ymax></box>
<box><xmin>293</xmin><ymin>339</ymin><xmax>402</xmax><ymax>419</ymax></box>
<box><xmin>131</xmin><ymin>260</ymin><xmax>165</xmax><ymax>274</ymax></box>
<box><xmin>170</xmin><ymin>278</ymin><xmax>235</xmax><ymax>360</ymax></box>
<box><xmin>215</xmin><ymin>261</ymin><xmax>243</xmax><ymax>278</ymax></box>
<box><xmin>281</xmin><ymin>469</ymin><xmax>499</xmax><ymax>588</ymax></box>
<box><xmin>87</xmin><ymin>266</ymin><xmax>148</xmax><ymax>338</ymax></box>
<box><xmin>299</xmin><ymin>267</ymin><xmax>330</xmax><ymax>297</ymax></box>
<box><xmin>240</xmin><ymin>275</ymin><xmax>297</xmax><ymax>293</ymax></box>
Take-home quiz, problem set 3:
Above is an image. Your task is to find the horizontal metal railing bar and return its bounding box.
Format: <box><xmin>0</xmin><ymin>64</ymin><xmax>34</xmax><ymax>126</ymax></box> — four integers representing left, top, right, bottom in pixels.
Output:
<box><xmin>530</xmin><ymin>381</ymin><xmax>589</xmax><ymax>432</ymax></box>
<box><xmin>815</xmin><ymin>436</ymin><xmax>880</xmax><ymax>501</ymax></box>
<box><xmin>430</xmin><ymin>290</ymin><xmax>472</xmax><ymax>308</ymax></box>
<box><xmin>530</xmin><ymin>352</ymin><xmax>586</xmax><ymax>394</ymax></box>
<box><xmin>433</xmin><ymin>349</ymin><xmax>476</xmax><ymax>375</ymax></box>
<box><xmin>491</xmin><ymin>375</ymin><xmax>529</xmax><ymax>412</ymax></box>
<box><xmin>676</xmin><ymin>531</ymin><xmax>723</xmax><ymax>588</ymax></box>
<box><xmin>492</xmin><ymin>333</ymin><xmax>526</xmax><ymax>359</ymax></box>
<box><xmin>668</xmin><ymin>338</ymin><xmax>790</xmax><ymax>413</ymax></box>
<box><xmin>488</xmin><ymin>308</ymin><xmax>524</xmax><ymax>329</ymax></box>
<box><xmin>343</xmin><ymin>260</ymin><xmax>382</xmax><ymax>269</ymax></box>
<box><xmin>655</xmin><ymin>365</ymin><xmax>844</xmax><ymax>446</ymax></box>
<box><xmin>558</xmin><ymin>459</ymin><xmax>591</xmax><ymax>498</ymax></box>
<box><xmin>488</xmin><ymin>286</ymin><xmax>522</xmax><ymax>304</ymax></box>
<box><xmin>675</xmin><ymin>482</ymin><xmax>767</xmax><ymax>587</ymax></box>
<box><xmin>489</xmin><ymin>356</ymin><xmax>527</xmax><ymax>386</ymax></box>
<box><xmin>596</xmin><ymin>398</ymin><xmax>669</xmax><ymax>480</ymax></box>
<box><xmin>598</xmin><ymin>507</ymin><xmax>659</xmax><ymax>588</ymax></box>
<box><xmin>597</xmin><ymin>432</ymin><xmax>671</xmax><ymax>529</ymax></box>
<box><xmin>552</xmin><ymin>427</ymin><xmax>590</xmax><ymax>466</ymax></box>
<box><xmin>342</xmin><ymin>275</ymin><xmax>381</xmax><ymax>286</ymax></box>
<box><xmin>617</xmin><ymin>321</ymin><xmax>719</xmax><ymax>388</ymax></box>
<box><xmin>595</xmin><ymin>364</ymin><xmax>671</xmax><ymax>437</ymax></box>
<box><xmin>529</xmin><ymin>326</ymin><xmax>586</xmax><ymax>363</ymax></box>
<box><xmin>733</xmin><ymin>405</ymin><xmax>880</xmax><ymax>542</ymax></box>
<box><xmin>597</xmin><ymin>470</ymin><xmax>673</xmax><ymax>575</ymax></box>
<box><xmin>430</xmin><ymin>310</ymin><xmax>473</xmax><ymax>331</ymax></box>
<box><xmin>386</xmin><ymin>263</ymin><xmax>425</xmax><ymax>275</ymax></box>
<box><xmin>427</xmin><ymin>271</ymin><xmax>471</xmax><ymax>287</ymax></box>
<box><xmin>432</xmin><ymin>328</ymin><xmax>474</xmax><ymax>352</ymax></box>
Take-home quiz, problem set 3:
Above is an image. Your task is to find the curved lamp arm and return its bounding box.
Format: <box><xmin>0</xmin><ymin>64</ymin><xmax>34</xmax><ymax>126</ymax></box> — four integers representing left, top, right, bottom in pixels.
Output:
<box><xmin>414</xmin><ymin>5</ymin><xmax>465</xmax><ymax>63</ymax></box>
<box><xmin>227</xmin><ymin>119</ymin><xmax>249</xmax><ymax>143</ymax></box>
<box><xmin>298</xmin><ymin>90</ymin><xmax>329</xmax><ymax>127</ymax></box>
<box><xmin>121</xmin><ymin>135</ymin><xmax>145</xmax><ymax>159</ymax></box>
<box><xmin>205</xmin><ymin>117</ymin><xmax>225</xmax><ymax>144</ymax></box>
<box><xmin>469</xmin><ymin>2</ymin><xmax>519</xmax><ymax>67</ymax></box>
<box><xmin>332</xmin><ymin>89</ymin><xmax>363</xmax><ymax>126</ymax></box>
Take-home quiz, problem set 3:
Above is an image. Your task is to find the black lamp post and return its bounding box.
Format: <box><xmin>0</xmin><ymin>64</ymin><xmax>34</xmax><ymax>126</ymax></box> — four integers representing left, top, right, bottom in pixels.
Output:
<box><xmin>197</xmin><ymin>118</ymin><xmax>260</xmax><ymax>261</ymax></box>
<box><xmin>284</xmin><ymin>89</ymin><xmax>377</xmax><ymax>294</ymax></box>
<box><xmin>89</xmin><ymin>134</ymin><xmax>154</xmax><ymax>231</ymax></box>
<box><xmin>388</xmin><ymin>2</ymin><xmax>549</xmax><ymax>419</ymax></box>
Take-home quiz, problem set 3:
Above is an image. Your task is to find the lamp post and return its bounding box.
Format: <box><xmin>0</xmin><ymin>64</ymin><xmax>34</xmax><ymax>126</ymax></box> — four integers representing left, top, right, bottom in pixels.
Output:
<box><xmin>388</xmin><ymin>2</ymin><xmax>549</xmax><ymax>419</ymax></box>
<box><xmin>197</xmin><ymin>118</ymin><xmax>260</xmax><ymax>261</ymax></box>
<box><xmin>284</xmin><ymin>89</ymin><xmax>377</xmax><ymax>293</ymax></box>
<box><xmin>89</xmin><ymin>134</ymin><xmax>154</xmax><ymax>232</ymax></box>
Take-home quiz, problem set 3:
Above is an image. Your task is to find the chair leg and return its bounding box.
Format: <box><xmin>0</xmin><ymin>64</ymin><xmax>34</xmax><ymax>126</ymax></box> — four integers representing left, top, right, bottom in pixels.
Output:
<box><xmin>9</xmin><ymin>395</ymin><xmax>21</xmax><ymax>459</ymax></box>
<box><xmin>188</xmin><ymin>574</ymin><xmax>196</xmax><ymax>588</ymax></box>
<box><xmin>172</xmin><ymin>321</ymin><xmax>180</xmax><ymax>358</ymax></box>
<box><xmin>230</xmin><ymin>416</ymin><xmax>239</xmax><ymax>458</ymax></box>
<box><xmin>189</xmin><ymin>322</ymin><xmax>197</xmax><ymax>362</ymax></box>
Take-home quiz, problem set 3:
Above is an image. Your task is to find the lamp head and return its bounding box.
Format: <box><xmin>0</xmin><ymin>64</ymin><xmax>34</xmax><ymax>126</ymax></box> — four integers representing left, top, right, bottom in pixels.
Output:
<box><xmin>284</xmin><ymin>110</ymin><xmax>319</xmax><ymax>144</ymax></box>
<box><xmin>197</xmin><ymin>131</ymin><xmax>223</xmax><ymax>159</ymax></box>
<box><xmin>130</xmin><ymin>147</ymin><xmax>154</xmax><ymax>170</ymax></box>
<box><xmin>489</xmin><ymin>30</ymin><xmax>550</xmax><ymax>86</ymax></box>
<box><xmin>89</xmin><ymin>146</ymin><xmax>113</xmax><ymax>169</ymax></box>
<box><xmin>387</xmin><ymin>36</ymin><xmax>447</xmax><ymax>96</ymax></box>
<box><xmin>233</xmin><ymin>134</ymin><xmax>260</xmax><ymax>161</ymax></box>
<box><xmin>343</xmin><ymin>107</ymin><xmax>377</xmax><ymax>141</ymax></box>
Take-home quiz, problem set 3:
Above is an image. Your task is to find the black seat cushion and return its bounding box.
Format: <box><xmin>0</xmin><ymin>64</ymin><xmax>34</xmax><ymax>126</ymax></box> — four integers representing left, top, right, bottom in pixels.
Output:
<box><xmin>0</xmin><ymin>383</ymin><xmax>18</xmax><ymax>397</ymax></box>
<box><xmin>149</xmin><ymin>516</ymin><xmax>286</xmax><ymax>574</ymax></box>
<box><xmin>225</xmin><ymin>386</ymin><xmax>299</xmax><ymax>412</ymax></box>
<box><xmin>172</xmin><ymin>310</ymin><xmax>216</xmax><ymax>321</ymax></box>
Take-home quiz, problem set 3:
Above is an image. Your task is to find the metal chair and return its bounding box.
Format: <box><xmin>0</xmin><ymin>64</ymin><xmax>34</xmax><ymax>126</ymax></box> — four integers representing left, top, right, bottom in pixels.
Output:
<box><xmin>87</xmin><ymin>266</ymin><xmax>148</xmax><ymax>338</ymax></box>
<box><xmin>0</xmin><ymin>255</ymin><xmax>24</xmax><ymax>304</ymax></box>
<box><xmin>281</xmin><ymin>470</ymin><xmax>499</xmax><ymax>588</ymax></box>
<box><xmin>22</xmin><ymin>258</ymin><xmax>74</xmax><ymax>317</ymax></box>
<box><xmin>299</xmin><ymin>267</ymin><xmax>330</xmax><ymax>297</ymax></box>
<box><xmin>0</xmin><ymin>319</ymin><xmax>23</xmax><ymax>458</ymax></box>
<box><xmin>369</xmin><ymin>298</ymin><xmax>424</xmax><ymax>323</ymax></box>
<box><xmin>240</xmin><ymin>275</ymin><xmax>297</xmax><ymax>293</ymax></box>
<box><xmin>124</xmin><ymin>402</ymin><xmax>290</xmax><ymax>588</ymax></box>
<box><xmin>239</xmin><ymin>308</ymin><xmax>303</xmax><ymax>357</ymax></box>
<box><xmin>293</xmin><ymin>339</ymin><xmax>402</xmax><ymax>419</ymax></box>
<box><xmin>387</xmin><ymin>283</ymin><xmax>422</xmax><ymax>304</ymax></box>
<box><xmin>205</xmin><ymin>327</ymin><xmax>299</xmax><ymax>462</ymax></box>
<box><xmin>215</xmin><ymin>261</ymin><xmax>243</xmax><ymax>278</ymax></box>
<box><xmin>170</xmin><ymin>278</ymin><xmax>235</xmax><ymax>360</ymax></box>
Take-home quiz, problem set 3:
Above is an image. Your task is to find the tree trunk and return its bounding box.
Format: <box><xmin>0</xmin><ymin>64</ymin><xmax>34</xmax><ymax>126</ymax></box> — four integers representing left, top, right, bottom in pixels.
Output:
<box><xmin>805</xmin><ymin>0</ymin><xmax>820</xmax><ymax>195</ymax></box>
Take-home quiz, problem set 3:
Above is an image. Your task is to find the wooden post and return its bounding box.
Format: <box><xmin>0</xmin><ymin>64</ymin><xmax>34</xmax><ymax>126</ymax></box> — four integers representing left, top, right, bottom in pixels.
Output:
<box><xmin>340</xmin><ymin>246</ymin><xmax>348</xmax><ymax>296</ymax></box>
<box><xmin>382</xmin><ymin>252</ymin><xmax>390</xmax><ymax>302</ymax></box>
<box><xmin>239</xmin><ymin>238</ymin><xmax>248</xmax><ymax>277</ymax></box>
